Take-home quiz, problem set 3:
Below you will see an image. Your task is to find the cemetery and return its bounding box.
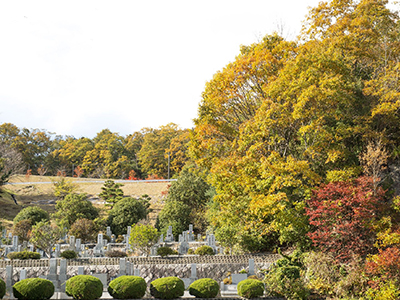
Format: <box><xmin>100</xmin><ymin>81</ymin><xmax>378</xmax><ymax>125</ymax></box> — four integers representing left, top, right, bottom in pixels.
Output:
<box><xmin>0</xmin><ymin>224</ymin><xmax>281</xmax><ymax>299</ymax></box>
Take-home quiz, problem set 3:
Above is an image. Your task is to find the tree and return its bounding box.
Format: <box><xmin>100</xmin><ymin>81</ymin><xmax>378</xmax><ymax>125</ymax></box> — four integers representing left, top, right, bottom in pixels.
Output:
<box><xmin>52</xmin><ymin>136</ymin><xmax>94</xmax><ymax>177</ymax></box>
<box><xmin>13</xmin><ymin>206</ymin><xmax>49</xmax><ymax>226</ymax></box>
<box><xmin>190</xmin><ymin>0</ymin><xmax>400</xmax><ymax>251</ymax></box>
<box><xmin>81</xmin><ymin>129</ymin><xmax>128</xmax><ymax>178</ymax></box>
<box><xmin>30</xmin><ymin>220</ymin><xmax>60</xmax><ymax>257</ymax></box>
<box><xmin>53</xmin><ymin>193</ymin><xmax>99</xmax><ymax>229</ymax></box>
<box><xmin>99</xmin><ymin>180</ymin><xmax>124</xmax><ymax>209</ymax></box>
<box><xmin>306</xmin><ymin>176</ymin><xmax>385</xmax><ymax>262</ymax></box>
<box><xmin>156</xmin><ymin>200</ymin><xmax>192</xmax><ymax>239</ymax></box>
<box><xmin>52</xmin><ymin>178</ymin><xmax>78</xmax><ymax>199</ymax></box>
<box><xmin>69</xmin><ymin>218</ymin><xmax>97</xmax><ymax>243</ymax></box>
<box><xmin>107</xmin><ymin>196</ymin><xmax>151</xmax><ymax>236</ymax></box>
<box><xmin>12</xmin><ymin>219</ymin><xmax>32</xmax><ymax>242</ymax></box>
<box><xmin>0</xmin><ymin>142</ymin><xmax>24</xmax><ymax>175</ymax></box>
<box><xmin>137</xmin><ymin>124</ymin><xmax>184</xmax><ymax>178</ymax></box>
<box><xmin>156</xmin><ymin>168</ymin><xmax>212</xmax><ymax>236</ymax></box>
<box><xmin>129</xmin><ymin>224</ymin><xmax>160</xmax><ymax>256</ymax></box>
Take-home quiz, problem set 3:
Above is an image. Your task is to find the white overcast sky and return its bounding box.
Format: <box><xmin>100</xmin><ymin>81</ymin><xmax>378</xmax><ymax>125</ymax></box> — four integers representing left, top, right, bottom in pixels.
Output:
<box><xmin>0</xmin><ymin>0</ymin><xmax>325</xmax><ymax>138</ymax></box>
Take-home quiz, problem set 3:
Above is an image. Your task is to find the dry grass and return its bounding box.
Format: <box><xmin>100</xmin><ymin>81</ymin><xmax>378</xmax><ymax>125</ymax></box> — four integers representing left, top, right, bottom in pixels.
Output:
<box><xmin>1</xmin><ymin>175</ymin><xmax>170</xmax><ymax>229</ymax></box>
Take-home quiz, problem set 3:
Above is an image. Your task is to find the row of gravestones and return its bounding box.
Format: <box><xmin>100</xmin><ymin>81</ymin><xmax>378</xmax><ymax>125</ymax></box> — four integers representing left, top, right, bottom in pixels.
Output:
<box><xmin>1</xmin><ymin>225</ymin><xmax>222</xmax><ymax>259</ymax></box>
<box><xmin>3</xmin><ymin>258</ymin><xmax>258</xmax><ymax>298</ymax></box>
<box><xmin>150</xmin><ymin>225</ymin><xmax>223</xmax><ymax>256</ymax></box>
<box><xmin>0</xmin><ymin>226</ymin><xmax>130</xmax><ymax>260</ymax></box>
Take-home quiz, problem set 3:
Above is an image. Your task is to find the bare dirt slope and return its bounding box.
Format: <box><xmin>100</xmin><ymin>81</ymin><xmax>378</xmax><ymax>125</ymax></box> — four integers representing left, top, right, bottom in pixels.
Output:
<box><xmin>1</xmin><ymin>175</ymin><xmax>170</xmax><ymax>228</ymax></box>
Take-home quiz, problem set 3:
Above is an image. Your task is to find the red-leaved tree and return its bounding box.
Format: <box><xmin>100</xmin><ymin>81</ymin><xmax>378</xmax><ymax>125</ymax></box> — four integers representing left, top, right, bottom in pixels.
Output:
<box><xmin>306</xmin><ymin>176</ymin><xmax>385</xmax><ymax>262</ymax></box>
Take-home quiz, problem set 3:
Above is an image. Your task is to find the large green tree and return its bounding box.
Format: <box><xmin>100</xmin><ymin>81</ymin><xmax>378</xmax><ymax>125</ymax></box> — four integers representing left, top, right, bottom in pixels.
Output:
<box><xmin>53</xmin><ymin>193</ymin><xmax>99</xmax><ymax>229</ymax></box>
<box><xmin>137</xmin><ymin>123</ymin><xmax>186</xmax><ymax>178</ymax></box>
<box><xmin>107</xmin><ymin>195</ymin><xmax>151</xmax><ymax>236</ymax></box>
<box><xmin>191</xmin><ymin>0</ymin><xmax>400</xmax><ymax>251</ymax></box>
<box><xmin>157</xmin><ymin>168</ymin><xmax>212</xmax><ymax>237</ymax></box>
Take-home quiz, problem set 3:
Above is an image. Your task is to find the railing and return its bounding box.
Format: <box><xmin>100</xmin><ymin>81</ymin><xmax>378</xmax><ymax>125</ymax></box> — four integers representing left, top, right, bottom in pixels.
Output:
<box><xmin>0</xmin><ymin>254</ymin><xmax>281</xmax><ymax>268</ymax></box>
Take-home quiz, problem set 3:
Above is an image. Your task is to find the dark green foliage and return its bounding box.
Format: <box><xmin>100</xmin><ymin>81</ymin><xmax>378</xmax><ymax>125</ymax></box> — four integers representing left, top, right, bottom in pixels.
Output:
<box><xmin>150</xmin><ymin>277</ymin><xmax>185</xmax><ymax>299</ymax></box>
<box><xmin>188</xmin><ymin>278</ymin><xmax>219</xmax><ymax>298</ymax></box>
<box><xmin>0</xmin><ymin>278</ymin><xmax>5</xmax><ymax>299</ymax></box>
<box><xmin>60</xmin><ymin>250</ymin><xmax>78</xmax><ymax>259</ymax></box>
<box><xmin>157</xmin><ymin>201</ymin><xmax>191</xmax><ymax>239</ymax></box>
<box><xmin>157</xmin><ymin>246</ymin><xmax>178</xmax><ymax>257</ymax></box>
<box><xmin>194</xmin><ymin>245</ymin><xmax>215</xmax><ymax>256</ymax></box>
<box><xmin>99</xmin><ymin>180</ymin><xmax>124</xmax><ymax>209</ymax></box>
<box><xmin>13</xmin><ymin>206</ymin><xmax>49</xmax><ymax>225</ymax></box>
<box><xmin>107</xmin><ymin>196</ymin><xmax>151</xmax><ymax>236</ymax></box>
<box><xmin>157</xmin><ymin>169</ymin><xmax>211</xmax><ymax>236</ymax></box>
<box><xmin>237</xmin><ymin>279</ymin><xmax>264</xmax><ymax>299</ymax></box>
<box><xmin>7</xmin><ymin>250</ymin><xmax>41</xmax><ymax>260</ymax></box>
<box><xmin>54</xmin><ymin>193</ymin><xmax>99</xmax><ymax>228</ymax></box>
<box><xmin>13</xmin><ymin>278</ymin><xmax>54</xmax><ymax>300</ymax></box>
<box><xmin>105</xmin><ymin>250</ymin><xmax>127</xmax><ymax>258</ymax></box>
<box><xmin>264</xmin><ymin>250</ymin><xmax>310</xmax><ymax>299</ymax></box>
<box><xmin>65</xmin><ymin>275</ymin><xmax>103</xmax><ymax>300</ymax></box>
<box><xmin>108</xmin><ymin>275</ymin><xmax>146</xmax><ymax>299</ymax></box>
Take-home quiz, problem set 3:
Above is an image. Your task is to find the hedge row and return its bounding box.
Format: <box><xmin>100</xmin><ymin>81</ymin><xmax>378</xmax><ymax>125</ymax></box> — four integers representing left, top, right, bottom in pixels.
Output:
<box><xmin>0</xmin><ymin>275</ymin><xmax>265</xmax><ymax>299</ymax></box>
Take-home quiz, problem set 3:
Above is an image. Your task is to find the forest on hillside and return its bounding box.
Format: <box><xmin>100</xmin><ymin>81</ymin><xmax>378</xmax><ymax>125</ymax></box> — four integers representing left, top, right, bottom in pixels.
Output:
<box><xmin>0</xmin><ymin>122</ymin><xmax>190</xmax><ymax>180</ymax></box>
<box><xmin>2</xmin><ymin>0</ymin><xmax>400</xmax><ymax>298</ymax></box>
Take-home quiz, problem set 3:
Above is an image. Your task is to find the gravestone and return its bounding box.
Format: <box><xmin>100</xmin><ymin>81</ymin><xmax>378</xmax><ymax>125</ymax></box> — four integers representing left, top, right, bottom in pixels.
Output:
<box><xmin>20</xmin><ymin>269</ymin><xmax>26</xmax><ymax>280</ymax></box>
<box><xmin>126</xmin><ymin>226</ymin><xmax>131</xmax><ymax>250</ymax></box>
<box><xmin>94</xmin><ymin>234</ymin><xmax>104</xmax><ymax>257</ymax></box>
<box><xmin>59</xmin><ymin>259</ymin><xmax>67</xmax><ymax>292</ymax></box>
<box><xmin>6</xmin><ymin>265</ymin><xmax>13</xmax><ymax>297</ymax></box>
<box><xmin>188</xmin><ymin>225</ymin><xmax>195</xmax><ymax>242</ymax></box>
<box><xmin>178</xmin><ymin>241</ymin><xmax>189</xmax><ymax>255</ymax></box>
<box><xmin>134</xmin><ymin>268</ymin><xmax>140</xmax><ymax>276</ymax></box>
<box><xmin>75</xmin><ymin>238</ymin><xmax>81</xmax><ymax>254</ymax></box>
<box><xmin>119</xmin><ymin>258</ymin><xmax>126</xmax><ymax>276</ymax></box>
<box><xmin>249</xmin><ymin>259</ymin><xmax>255</xmax><ymax>275</ymax></box>
<box><xmin>12</xmin><ymin>235</ymin><xmax>18</xmax><ymax>251</ymax></box>
<box><xmin>182</xmin><ymin>264</ymin><xmax>197</xmax><ymax>288</ymax></box>
<box><xmin>69</xmin><ymin>236</ymin><xmax>76</xmax><ymax>251</ymax></box>
<box><xmin>165</xmin><ymin>226</ymin><xmax>174</xmax><ymax>242</ymax></box>
<box><xmin>106</xmin><ymin>226</ymin><xmax>112</xmax><ymax>237</ymax></box>
<box><xmin>78</xmin><ymin>266</ymin><xmax>84</xmax><ymax>275</ymax></box>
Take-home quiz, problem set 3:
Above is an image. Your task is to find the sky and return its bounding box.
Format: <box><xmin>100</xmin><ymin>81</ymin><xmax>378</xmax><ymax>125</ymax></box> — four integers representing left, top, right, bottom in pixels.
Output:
<box><xmin>0</xmin><ymin>0</ymin><xmax>324</xmax><ymax>139</ymax></box>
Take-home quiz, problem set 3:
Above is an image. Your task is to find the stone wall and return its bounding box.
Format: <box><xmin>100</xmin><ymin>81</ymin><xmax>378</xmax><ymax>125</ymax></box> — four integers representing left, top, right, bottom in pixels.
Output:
<box><xmin>0</xmin><ymin>254</ymin><xmax>280</xmax><ymax>286</ymax></box>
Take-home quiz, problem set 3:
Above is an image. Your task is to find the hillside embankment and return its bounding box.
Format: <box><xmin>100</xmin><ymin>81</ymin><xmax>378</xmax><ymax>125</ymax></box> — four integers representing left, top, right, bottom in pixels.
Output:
<box><xmin>1</xmin><ymin>175</ymin><xmax>171</xmax><ymax>228</ymax></box>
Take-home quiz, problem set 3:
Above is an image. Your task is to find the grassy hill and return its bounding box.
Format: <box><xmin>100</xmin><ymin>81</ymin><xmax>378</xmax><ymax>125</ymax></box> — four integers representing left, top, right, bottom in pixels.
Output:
<box><xmin>1</xmin><ymin>175</ymin><xmax>170</xmax><ymax>229</ymax></box>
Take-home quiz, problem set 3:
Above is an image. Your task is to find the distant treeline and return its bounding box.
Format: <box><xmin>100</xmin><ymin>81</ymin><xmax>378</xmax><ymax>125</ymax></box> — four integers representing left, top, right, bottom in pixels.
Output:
<box><xmin>0</xmin><ymin>122</ymin><xmax>190</xmax><ymax>179</ymax></box>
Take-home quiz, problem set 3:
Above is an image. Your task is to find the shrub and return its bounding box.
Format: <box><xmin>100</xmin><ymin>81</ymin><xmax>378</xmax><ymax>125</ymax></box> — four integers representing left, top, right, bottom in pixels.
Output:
<box><xmin>264</xmin><ymin>250</ymin><xmax>310</xmax><ymax>300</ymax></box>
<box><xmin>187</xmin><ymin>248</ymin><xmax>194</xmax><ymax>255</ymax></box>
<box><xmin>150</xmin><ymin>277</ymin><xmax>185</xmax><ymax>299</ymax></box>
<box><xmin>0</xmin><ymin>278</ymin><xmax>5</xmax><ymax>299</ymax></box>
<box><xmin>105</xmin><ymin>250</ymin><xmax>127</xmax><ymax>258</ymax></box>
<box><xmin>7</xmin><ymin>250</ymin><xmax>41</xmax><ymax>260</ymax></box>
<box><xmin>237</xmin><ymin>279</ymin><xmax>264</xmax><ymax>299</ymax></box>
<box><xmin>157</xmin><ymin>246</ymin><xmax>178</xmax><ymax>257</ymax></box>
<box><xmin>69</xmin><ymin>218</ymin><xmax>97</xmax><ymax>243</ymax></box>
<box><xmin>194</xmin><ymin>245</ymin><xmax>214</xmax><ymax>256</ymax></box>
<box><xmin>13</xmin><ymin>206</ymin><xmax>49</xmax><ymax>226</ymax></box>
<box><xmin>108</xmin><ymin>276</ymin><xmax>146</xmax><ymax>299</ymax></box>
<box><xmin>60</xmin><ymin>250</ymin><xmax>78</xmax><ymax>259</ymax></box>
<box><xmin>13</xmin><ymin>278</ymin><xmax>54</xmax><ymax>300</ymax></box>
<box><xmin>65</xmin><ymin>275</ymin><xmax>103</xmax><ymax>300</ymax></box>
<box><xmin>189</xmin><ymin>278</ymin><xmax>219</xmax><ymax>298</ymax></box>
